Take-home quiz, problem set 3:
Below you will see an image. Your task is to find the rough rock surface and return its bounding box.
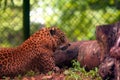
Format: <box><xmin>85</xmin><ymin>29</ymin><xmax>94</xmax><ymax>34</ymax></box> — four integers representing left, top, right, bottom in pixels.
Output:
<box><xmin>54</xmin><ymin>40</ymin><xmax>101</xmax><ymax>70</ymax></box>
<box><xmin>96</xmin><ymin>21</ymin><xmax>120</xmax><ymax>80</ymax></box>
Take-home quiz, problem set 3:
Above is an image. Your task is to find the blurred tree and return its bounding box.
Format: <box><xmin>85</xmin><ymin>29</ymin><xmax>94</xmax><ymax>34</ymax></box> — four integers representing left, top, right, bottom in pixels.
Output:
<box><xmin>0</xmin><ymin>0</ymin><xmax>23</xmax><ymax>47</ymax></box>
<box><xmin>23</xmin><ymin>0</ymin><xmax>30</xmax><ymax>40</ymax></box>
<box><xmin>30</xmin><ymin>0</ymin><xmax>120</xmax><ymax>41</ymax></box>
<box><xmin>50</xmin><ymin>0</ymin><xmax>120</xmax><ymax>41</ymax></box>
<box><xmin>0</xmin><ymin>0</ymin><xmax>120</xmax><ymax>47</ymax></box>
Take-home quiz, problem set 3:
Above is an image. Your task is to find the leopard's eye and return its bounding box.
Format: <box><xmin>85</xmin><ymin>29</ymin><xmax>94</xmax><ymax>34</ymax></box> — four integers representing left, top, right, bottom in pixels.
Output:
<box><xmin>50</xmin><ymin>28</ymin><xmax>56</xmax><ymax>36</ymax></box>
<box><xmin>60</xmin><ymin>36</ymin><xmax>65</xmax><ymax>43</ymax></box>
<box><xmin>62</xmin><ymin>35</ymin><xmax>65</xmax><ymax>38</ymax></box>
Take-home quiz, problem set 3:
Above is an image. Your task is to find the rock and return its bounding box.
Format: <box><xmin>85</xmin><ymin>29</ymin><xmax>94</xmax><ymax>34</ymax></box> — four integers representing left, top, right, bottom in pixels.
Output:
<box><xmin>98</xmin><ymin>57</ymin><xmax>115</xmax><ymax>80</ymax></box>
<box><xmin>54</xmin><ymin>40</ymin><xmax>101</xmax><ymax>71</ymax></box>
<box><xmin>54</xmin><ymin>42</ymin><xmax>79</xmax><ymax>68</ymax></box>
<box><xmin>96</xmin><ymin>21</ymin><xmax>120</xmax><ymax>80</ymax></box>
<box><xmin>77</xmin><ymin>40</ymin><xmax>100</xmax><ymax>70</ymax></box>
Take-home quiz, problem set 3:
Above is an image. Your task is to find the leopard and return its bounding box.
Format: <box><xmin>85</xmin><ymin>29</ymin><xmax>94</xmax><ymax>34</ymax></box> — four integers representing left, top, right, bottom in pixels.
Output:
<box><xmin>0</xmin><ymin>27</ymin><xmax>69</xmax><ymax>78</ymax></box>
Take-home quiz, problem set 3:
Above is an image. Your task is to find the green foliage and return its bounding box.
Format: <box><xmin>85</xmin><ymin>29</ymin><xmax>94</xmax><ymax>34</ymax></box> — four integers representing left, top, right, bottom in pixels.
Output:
<box><xmin>64</xmin><ymin>70</ymin><xmax>80</xmax><ymax>80</ymax></box>
<box><xmin>15</xmin><ymin>75</ymin><xmax>22</xmax><ymax>80</ymax></box>
<box><xmin>25</xmin><ymin>70</ymin><xmax>36</xmax><ymax>77</ymax></box>
<box><xmin>0</xmin><ymin>0</ymin><xmax>14</xmax><ymax>10</ymax></box>
<box><xmin>63</xmin><ymin>60</ymin><xmax>102</xmax><ymax>80</ymax></box>
<box><xmin>1</xmin><ymin>0</ymin><xmax>120</xmax><ymax>46</ymax></box>
<box><xmin>2</xmin><ymin>76</ymin><xmax>10</xmax><ymax>80</ymax></box>
<box><xmin>53</xmin><ymin>0</ymin><xmax>120</xmax><ymax>41</ymax></box>
<box><xmin>0</xmin><ymin>0</ymin><xmax>23</xmax><ymax>47</ymax></box>
<box><xmin>47</xmin><ymin>71</ymin><xmax>53</xmax><ymax>75</ymax></box>
<box><xmin>30</xmin><ymin>0</ymin><xmax>120</xmax><ymax>41</ymax></box>
<box><xmin>13</xmin><ymin>70</ymin><xmax>36</xmax><ymax>80</ymax></box>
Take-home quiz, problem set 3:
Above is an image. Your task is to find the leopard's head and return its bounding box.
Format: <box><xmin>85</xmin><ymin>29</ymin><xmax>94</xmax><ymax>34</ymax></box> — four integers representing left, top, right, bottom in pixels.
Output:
<box><xmin>48</xmin><ymin>27</ymin><xmax>69</xmax><ymax>51</ymax></box>
<box><xmin>30</xmin><ymin>27</ymin><xmax>69</xmax><ymax>51</ymax></box>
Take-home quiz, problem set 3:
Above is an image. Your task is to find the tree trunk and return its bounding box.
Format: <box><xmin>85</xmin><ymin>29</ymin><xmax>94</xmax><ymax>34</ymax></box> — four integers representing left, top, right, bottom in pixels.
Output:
<box><xmin>23</xmin><ymin>0</ymin><xmax>30</xmax><ymax>41</ymax></box>
<box><xmin>96</xmin><ymin>21</ymin><xmax>120</xmax><ymax>80</ymax></box>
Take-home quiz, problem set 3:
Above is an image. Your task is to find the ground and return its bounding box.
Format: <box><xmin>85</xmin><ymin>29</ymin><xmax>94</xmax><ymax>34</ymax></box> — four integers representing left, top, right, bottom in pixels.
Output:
<box><xmin>2</xmin><ymin>61</ymin><xmax>102</xmax><ymax>80</ymax></box>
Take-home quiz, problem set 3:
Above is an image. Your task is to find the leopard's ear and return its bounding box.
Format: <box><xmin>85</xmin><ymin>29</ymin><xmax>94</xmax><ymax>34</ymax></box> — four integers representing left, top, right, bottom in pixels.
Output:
<box><xmin>50</xmin><ymin>27</ymin><xmax>56</xmax><ymax>36</ymax></box>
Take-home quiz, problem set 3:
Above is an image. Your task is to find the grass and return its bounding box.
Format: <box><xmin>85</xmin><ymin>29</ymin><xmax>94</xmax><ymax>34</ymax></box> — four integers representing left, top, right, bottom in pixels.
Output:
<box><xmin>2</xmin><ymin>60</ymin><xmax>102</xmax><ymax>80</ymax></box>
<box><xmin>63</xmin><ymin>60</ymin><xmax>102</xmax><ymax>80</ymax></box>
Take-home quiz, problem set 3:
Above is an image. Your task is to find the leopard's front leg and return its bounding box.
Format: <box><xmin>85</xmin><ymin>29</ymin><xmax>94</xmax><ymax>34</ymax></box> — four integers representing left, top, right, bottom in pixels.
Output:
<box><xmin>34</xmin><ymin>48</ymin><xmax>58</xmax><ymax>73</ymax></box>
<box><xmin>39</xmin><ymin>53</ymin><xmax>56</xmax><ymax>73</ymax></box>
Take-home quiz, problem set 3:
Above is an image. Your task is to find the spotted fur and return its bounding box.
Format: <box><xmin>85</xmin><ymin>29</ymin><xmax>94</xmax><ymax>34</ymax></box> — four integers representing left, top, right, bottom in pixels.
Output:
<box><xmin>0</xmin><ymin>27</ymin><xmax>69</xmax><ymax>77</ymax></box>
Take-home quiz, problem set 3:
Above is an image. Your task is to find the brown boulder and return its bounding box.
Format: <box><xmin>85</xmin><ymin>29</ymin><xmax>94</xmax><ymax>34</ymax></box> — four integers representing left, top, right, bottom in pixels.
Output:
<box><xmin>96</xmin><ymin>21</ymin><xmax>120</xmax><ymax>80</ymax></box>
<box><xmin>77</xmin><ymin>40</ymin><xmax>100</xmax><ymax>70</ymax></box>
<box><xmin>54</xmin><ymin>40</ymin><xmax>101</xmax><ymax>70</ymax></box>
<box><xmin>54</xmin><ymin>42</ymin><xmax>79</xmax><ymax>68</ymax></box>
